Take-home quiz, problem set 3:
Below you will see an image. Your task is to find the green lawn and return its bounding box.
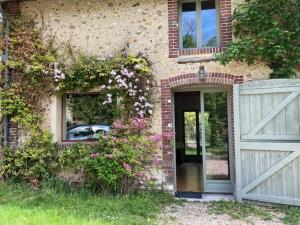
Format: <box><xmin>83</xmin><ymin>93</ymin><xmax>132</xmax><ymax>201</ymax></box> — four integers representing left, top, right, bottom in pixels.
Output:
<box><xmin>0</xmin><ymin>181</ymin><xmax>176</xmax><ymax>225</ymax></box>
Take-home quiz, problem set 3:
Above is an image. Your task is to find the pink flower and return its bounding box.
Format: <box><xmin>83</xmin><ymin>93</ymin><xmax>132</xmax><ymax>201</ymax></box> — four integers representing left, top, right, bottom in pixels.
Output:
<box><xmin>162</xmin><ymin>132</ymin><xmax>174</xmax><ymax>141</ymax></box>
<box><xmin>90</xmin><ymin>152</ymin><xmax>100</xmax><ymax>159</ymax></box>
<box><xmin>123</xmin><ymin>163</ymin><xmax>132</xmax><ymax>173</ymax></box>
<box><xmin>112</xmin><ymin>120</ymin><xmax>125</xmax><ymax>130</ymax></box>
<box><xmin>152</xmin><ymin>154</ymin><xmax>160</xmax><ymax>166</ymax></box>
<box><xmin>148</xmin><ymin>135</ymin><xmax>161</xmax><ymax>143</ymax></box>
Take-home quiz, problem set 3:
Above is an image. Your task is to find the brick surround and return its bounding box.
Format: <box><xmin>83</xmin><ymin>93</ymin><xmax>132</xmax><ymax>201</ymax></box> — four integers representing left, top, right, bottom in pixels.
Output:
<box><xmin>160</xmin><ymin>72</ymin><xmax>243</xmax><ymax>189</ymax></box>
<box><xmin>168</xmin><ymin>0</ymin><xmax>233</xmax><ymax>58</ymax></box>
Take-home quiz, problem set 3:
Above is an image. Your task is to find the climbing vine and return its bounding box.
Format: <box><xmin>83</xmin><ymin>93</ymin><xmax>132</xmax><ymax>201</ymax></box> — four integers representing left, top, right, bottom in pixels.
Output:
<box><xmin>0</xmin><ymin>16</ymin><xmax>156</xmax><ymax>133</ymax></box>
<box><xmin>216</xmin><ymin>0</ymin><xmax>300</xmax><ymax>78</ymax></box>
<box><xmin>0</xmin><ymin>17</ymin><xmax>57</xmax><ymax>129</ymax></box>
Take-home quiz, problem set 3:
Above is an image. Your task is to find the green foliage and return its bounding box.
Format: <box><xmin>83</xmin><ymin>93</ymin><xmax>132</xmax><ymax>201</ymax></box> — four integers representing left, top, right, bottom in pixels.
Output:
<box><xmin>183</xmin><ymin>34</ymin><xmax>196</xmax><ymax>48</ymax></box>
<box><xmin>0</xmin><ymin>17</ymin><xmax>58</xmax><ymax>132</ymax></box>
<box><xmin>58</xmin><ymin>143</ymin><xmax>93</xmax><ymax>172</ymax></box>
<box><xmin>216</xmin><ymin>0</ymin><xmax>300</xmax><ymax>78</ymax></box>
<box><xmin>209</xmin><ymin>200</ymin><xmax>300</xmax><ymax>225</ymax></box>
<box><xmin>0</xmin><ymin>88</ymin><xmax>42</xmax><ymax>128</ymax></box>
<box><xmin>59</xmin><ymin>118</ymin><xmax>162</xmax><ymax>194</ymax></box>
<box><xmin>1</xmin><ymin>131</ymin><xmax>58</xmax><ymax>184</ymax></box>
<box><xmin>0</xmin><ymin>181</ymin><xmax>176</xmax><ymax>225</ymax></box>
<box><xmin>281</xmin><ymin>206</ymin><xmax>300</xmax><ymax>225</ymax></box>
<box><xmin>208</xmin><ymin>200</ymin><xmax>272</xmax><ymax>221</ymax></box>
<box><xmin>56</xmin><ymin>53</ymin><xmax>155</xmax><ymax>119</ymax></box>
<box><xmin>66</xmin><ymin>94</ymin><xmax>117</xmax><ymax>125</ymax></box>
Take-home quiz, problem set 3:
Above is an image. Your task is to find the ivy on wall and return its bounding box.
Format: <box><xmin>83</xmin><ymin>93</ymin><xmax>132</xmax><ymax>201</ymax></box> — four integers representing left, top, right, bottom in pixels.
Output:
<box><xmin>216</xmin><ymin>0</ymin><xmax>300</xmax><ymax>78</ymax></box>
<box><xmin>0</xmin><ymin>17</ymin><xmax>56</xmax><ymax>130</ymax></box>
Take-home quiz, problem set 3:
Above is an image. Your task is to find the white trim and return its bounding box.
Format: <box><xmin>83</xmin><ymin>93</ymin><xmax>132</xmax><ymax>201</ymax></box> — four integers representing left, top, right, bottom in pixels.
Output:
<box><xmin>233</xmin><ymin>84</ymin><xmax>242</xmax><ymax>202</ymax></box>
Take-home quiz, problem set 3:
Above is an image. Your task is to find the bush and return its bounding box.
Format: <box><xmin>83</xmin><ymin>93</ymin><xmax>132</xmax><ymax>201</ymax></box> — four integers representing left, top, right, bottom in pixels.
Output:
<box><xmin>59</xmin><ymin>118</ymin><xmax>166</xmax><ymax>194</ymax></box>
<box><xmin>1</xmin><ymin>131</ymin><xmax>58</xmax><ymax>187</ymax></box>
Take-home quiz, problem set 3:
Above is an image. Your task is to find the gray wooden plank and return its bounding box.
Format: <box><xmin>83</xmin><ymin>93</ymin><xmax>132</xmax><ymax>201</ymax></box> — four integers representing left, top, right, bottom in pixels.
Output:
<box><xmin>273</xmin><ymin>93</ymin><xmax>289</xmax><ymax>135</ymax></box>
<box><xmin>261</xmin><ymin>93</ymin><xmax>275</xmax><ymax>135</ymax></box>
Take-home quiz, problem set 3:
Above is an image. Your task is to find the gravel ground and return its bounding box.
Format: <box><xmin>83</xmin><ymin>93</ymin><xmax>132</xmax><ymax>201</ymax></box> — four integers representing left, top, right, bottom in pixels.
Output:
<box><xmin>158</xmin><ymin>202</ymin><xmax>285</xmax><ymax>225</ymax></box>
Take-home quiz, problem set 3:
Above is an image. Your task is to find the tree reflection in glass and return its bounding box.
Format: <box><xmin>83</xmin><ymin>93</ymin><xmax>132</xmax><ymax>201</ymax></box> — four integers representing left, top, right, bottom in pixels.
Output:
<box><xmin>204</xmin><ymin>92</ymin><xmax>229</xmax><ymax>180</ymax></box>
<box><xmin>182</xmin><ymin>2</ymin><xmax>197</xmax><ymax>48</ymax></box>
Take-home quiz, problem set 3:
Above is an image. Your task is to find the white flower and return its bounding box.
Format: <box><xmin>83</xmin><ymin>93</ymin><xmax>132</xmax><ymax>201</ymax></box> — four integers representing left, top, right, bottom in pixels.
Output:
<box><xmin>148</xmin><ymin>110</ymin><xmax>153</xmax><ymax>115</ymax></box>
<box><xmin>108</xmin><ymin>79</ymin><xmax>112</xmax><ymax>84</ymax></box>
<box><xmin>134</xmin><ymin>64</ymin><xmax>142</xmax><ymax>70</ymax></box>
<box><xmin>101</xmin><ymin>85</ymin><xmax>106</xmax><ymax>89</ymax></box>
<box><xmin>111</xmin><ymin>70</ymin><xmax>117</xmax><ymax>76</ymax></box>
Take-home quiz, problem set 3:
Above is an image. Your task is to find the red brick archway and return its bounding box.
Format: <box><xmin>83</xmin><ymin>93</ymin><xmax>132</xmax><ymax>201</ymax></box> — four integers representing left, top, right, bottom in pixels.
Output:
<box><xmin>160</xmin><ymin>72</ymin><xmax>243</xmax><ymax>190</ymax></box>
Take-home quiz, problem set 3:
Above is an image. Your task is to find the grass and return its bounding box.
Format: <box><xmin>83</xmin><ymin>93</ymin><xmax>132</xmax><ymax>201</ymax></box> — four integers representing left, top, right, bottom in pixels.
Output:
<box><xmin>208</xmin><ymin>200</ymin><xmax>300</xmax><ymax>225</ymax></box>
<box><xmin>0</xmin><ymin>181</ymin><xmax>177</xmax><ymax>225</ymax></box>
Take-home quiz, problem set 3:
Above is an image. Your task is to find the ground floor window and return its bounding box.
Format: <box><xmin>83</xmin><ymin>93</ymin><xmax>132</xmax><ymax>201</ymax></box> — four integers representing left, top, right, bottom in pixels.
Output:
<box><xmin>62</xmin><ymin>93</ymin><xmax>116</xmax><ymax>141</ymax></box>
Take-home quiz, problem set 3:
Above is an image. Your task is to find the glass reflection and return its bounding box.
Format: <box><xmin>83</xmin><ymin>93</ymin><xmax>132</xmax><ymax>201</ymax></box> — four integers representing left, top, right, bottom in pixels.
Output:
<box><xmin>182</xmin><ymin>2</ymin><xmax>197</xmax><ymax>48</ymax></box>
<box><xmin>184</xmin><ymin>112</ymin><xmax>198</xmax><ymax>155</ymax></box>
<box><xmin>64</xmin><ymin>94</ymin><xmax>115</xmax><ymax>141</ymax></box>
<box><xmin>204</xmin><ymin>92</ymin><xmax>229</xmax><ymax>180</ymax></box>
<box><xmin>201</xmin><ymin>0</ymin><xmax>217</xmax><ymax>47</ymax></box>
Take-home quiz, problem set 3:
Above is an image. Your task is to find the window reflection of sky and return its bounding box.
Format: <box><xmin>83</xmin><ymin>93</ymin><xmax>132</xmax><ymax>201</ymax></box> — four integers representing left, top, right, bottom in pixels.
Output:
<box><xmin>202</xmin><ymin>9</ymin><xmax>217</xmax><ymax>46</ymax></box>
<box><xmin>182</xmin><ymin>11</ymin><xmax>197</xmax><ymax>47</ymax></box>
<box><xmin>181</xmin><ymin>1</ymin><xmax>218</xmax><ymax>48</ymax></box>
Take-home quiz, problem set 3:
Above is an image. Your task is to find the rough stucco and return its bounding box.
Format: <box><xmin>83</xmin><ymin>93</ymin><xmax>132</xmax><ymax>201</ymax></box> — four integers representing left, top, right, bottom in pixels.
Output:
<box><xmin>20</xmin><ymin>0</ymin><xmax>272</xmax><ymax>135</ymax></box>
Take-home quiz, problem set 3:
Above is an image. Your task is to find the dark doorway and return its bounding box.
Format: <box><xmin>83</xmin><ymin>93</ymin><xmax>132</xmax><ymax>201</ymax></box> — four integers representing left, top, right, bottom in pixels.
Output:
<box><xmin>175</xmin><ymin>92</ymin><xmax>203</xmax><ymax>192</ymax></box>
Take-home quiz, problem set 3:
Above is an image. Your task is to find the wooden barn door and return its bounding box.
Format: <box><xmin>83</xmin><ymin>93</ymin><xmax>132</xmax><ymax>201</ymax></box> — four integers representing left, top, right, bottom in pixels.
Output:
<box><xmin>234</xmin><ymin>79</ymin><xmax>300</xmax><ymax>206</ymax></box>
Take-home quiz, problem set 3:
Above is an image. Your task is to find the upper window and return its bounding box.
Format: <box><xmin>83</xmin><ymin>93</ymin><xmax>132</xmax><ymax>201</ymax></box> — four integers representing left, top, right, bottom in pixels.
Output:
<box><xmin>62</xmin><ymin>93</ymin><xmax>116</xmax><ymax>141</ymax></box>
<box><xmin>180</xmin><ymin>0</ymin><xmax>220</xmax><ymax>49</ymax></box>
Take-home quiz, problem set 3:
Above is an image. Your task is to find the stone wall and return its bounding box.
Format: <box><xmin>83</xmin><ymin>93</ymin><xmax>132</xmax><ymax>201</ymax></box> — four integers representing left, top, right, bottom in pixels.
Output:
<box><xmin>20</xmin><ymin>0</ymin><xmax>272</xmax><ymax>136</ymax></box>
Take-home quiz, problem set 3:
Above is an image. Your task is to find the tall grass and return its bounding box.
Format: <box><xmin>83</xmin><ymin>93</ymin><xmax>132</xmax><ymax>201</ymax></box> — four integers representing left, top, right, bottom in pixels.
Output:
<box><xmin>0</xmin><ymin>180</ymin><xmax>176</xmax><ymax>225</ymax></box>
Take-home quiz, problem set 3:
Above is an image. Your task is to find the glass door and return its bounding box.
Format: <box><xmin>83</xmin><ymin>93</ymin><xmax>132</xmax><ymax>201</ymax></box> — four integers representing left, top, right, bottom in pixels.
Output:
<box><xmin>184</xmin><ymin>111</ymin><xmax>201</xmax><ymax>158</ymax></box>
<box><xmin>201</xmin><ymin>91</ymin><xmax>232</xmax><ymax>193</ymax></box>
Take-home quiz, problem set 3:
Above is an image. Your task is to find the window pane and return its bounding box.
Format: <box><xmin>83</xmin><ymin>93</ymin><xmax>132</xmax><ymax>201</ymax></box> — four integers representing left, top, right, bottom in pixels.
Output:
<box><xmin>64</xmin><ymin>94</ymin><xmax>115</xmax><ymax>141</ymax></box>
<box><xmin>201</xmin><ymin>0</ymin><xmax>217</xmax><ymax>47</ymax></box>
<box><xmin>182</xmin><ymin>2</ymin><xmax>197</xmax><ymax>49</ymax></box>
<box><xmin>204</xmin><ymin>92</ymin><xmax>229</xmax><ymax>180</ymax></box>
<box><xmin>184</xmin><ymin>112</ymin><xmax>197</xmax><ymax>156</ymax></box>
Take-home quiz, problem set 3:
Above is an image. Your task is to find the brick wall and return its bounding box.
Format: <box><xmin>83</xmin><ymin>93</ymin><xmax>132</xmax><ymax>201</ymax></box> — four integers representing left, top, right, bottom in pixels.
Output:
<box><xmin>160</xmin><ymin>72</ymin><xmax>243</xmax><ymax>189</ymax></box>
<box><xmin>2</xmin><ymin>0</ymin><xmax>20</xmax><ymax>17</ymax></box>
<box><xmin>168</xmin><ymin>0</ymin><xmax>233</xmax><ymax>58</ymax></box>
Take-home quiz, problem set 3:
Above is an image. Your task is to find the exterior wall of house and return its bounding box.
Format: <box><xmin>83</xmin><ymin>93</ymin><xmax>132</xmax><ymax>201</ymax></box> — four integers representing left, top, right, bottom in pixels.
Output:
<box><xmin>20</xmin><ymin>0</ymin><xmax>271</xmax><ymax>134</ymax></box>
<box><xmin>17</xmin><ymin>0</ymin><xmax>272</xmax><ymax>190</ymax></box>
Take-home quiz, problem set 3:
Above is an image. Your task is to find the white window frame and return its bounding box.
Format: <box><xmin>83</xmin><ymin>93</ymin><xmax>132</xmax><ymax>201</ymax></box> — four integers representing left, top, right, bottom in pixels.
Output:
<box><xmin>179</xmin><ymin>0</ymin><xmax>221</xmax><ymax>49</ymax></box>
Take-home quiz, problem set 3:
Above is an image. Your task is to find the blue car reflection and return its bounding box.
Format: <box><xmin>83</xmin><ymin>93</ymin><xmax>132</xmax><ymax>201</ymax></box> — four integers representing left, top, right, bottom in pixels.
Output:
<box><xmin>67</xmin><ymin>125</ymin><xmax>110</xmax><ymax>140</ymax></box>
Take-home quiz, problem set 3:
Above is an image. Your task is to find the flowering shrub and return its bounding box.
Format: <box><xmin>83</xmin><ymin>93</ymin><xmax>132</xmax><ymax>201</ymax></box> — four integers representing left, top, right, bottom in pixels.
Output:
<box><xmin>55</xmin><ymin>54</ymin><xmax>155</xmax><ymax>119</ymax></box>
<box><xmin>59</xmin><ymin>118</ymin><xmax>171</xmax><ymax>194</ymax></box>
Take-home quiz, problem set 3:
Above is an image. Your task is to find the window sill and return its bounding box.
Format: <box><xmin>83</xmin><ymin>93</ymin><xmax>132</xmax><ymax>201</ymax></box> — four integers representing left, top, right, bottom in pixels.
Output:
<box><xmin>177</xmin><ymin>54</ymin><xmax>216</xmax><ymax>63</ymax></box>
<box><xmin>179</xmin><ymin>47</ymin><xmax>222</xmax><ymax>56</ymax></box>
<box><xmin>57</xmin><ymin>140</ymin><xmax>98</xmax><ymax>148</ymax></box>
